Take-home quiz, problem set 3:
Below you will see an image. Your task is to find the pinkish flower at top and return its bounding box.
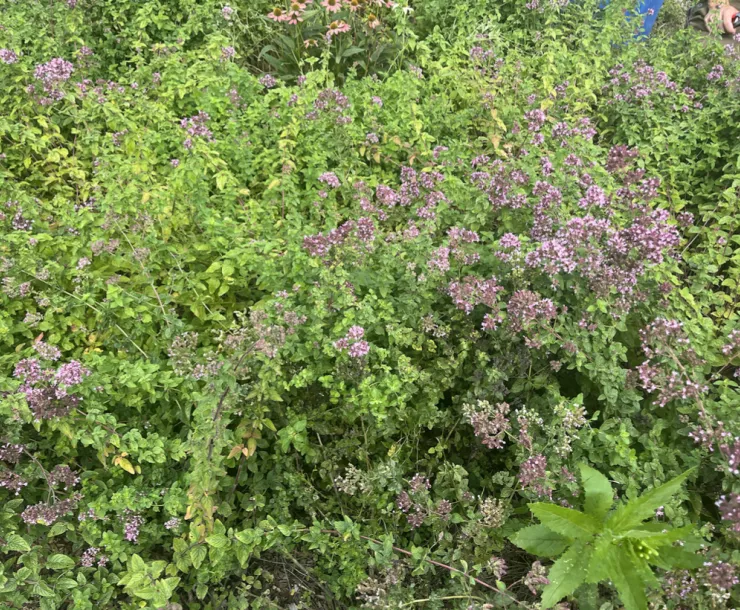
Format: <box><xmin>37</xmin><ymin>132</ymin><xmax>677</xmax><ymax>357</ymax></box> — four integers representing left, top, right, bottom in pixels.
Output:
<box><xmin>287</xmin><ymin>2</ymin><xmax>306</xmax><ymax>23</ymax></box>
<box><xmin>322</xmin><ymin>0</ymin><xmax>342</xmax><ymax>12</ymax></box>
<box><xmin>267</xmin><ymin>7</ymin><xmax>289</xmax><ymax>21</ymax></box>
<box><xmin>371</xmin><ymin>96</ymin><xmax>383</xmax><ymax>107</ymax></box>
<box><xmin>0</xmin><ymin>49</ymin><xmax>18</xmax><ymax>64</ymax></box>
<box><xmin>170</xmin><ymin>158</ymin><xmax>180</xmax><ymax>167</ymax></box>
<box><xmin>367</xmin><ymin>13</ymin><xmax>380</xmax><ymax>28</ymax></box>
<box><xmin>221</xmin><ymin>46</ymin><xmax>236</xmax><ymax>61</ymax></box>
<box><xmin>222</xmin><ymin>4</ymin><xmax>234</xmax><ymax>19</ymax></box>
<box><xmin>346</xmin><ymin>0</ymin><xmax>361</xmax><ymax>11</ymax></box>
<box><xmin>318</xmin><ymin>172</ymin><xmax>341</xmax><ymax>188</ymax></box>
<box><xmin>326</xmin><ymin>20</ymin><xmax>351</xmax><ymax>40</ymax></box>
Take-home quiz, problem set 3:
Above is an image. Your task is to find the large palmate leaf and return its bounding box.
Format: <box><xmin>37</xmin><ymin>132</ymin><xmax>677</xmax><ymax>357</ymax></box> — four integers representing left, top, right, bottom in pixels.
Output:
<box><xmin>607</xmin><ymin>469</ymin><xmax>695</xmax><ymax>532</ymax></box>
<box><xmin>540</xmin><ymin>541</ymin><xmax>593</xmax><ymax>608</ymax></box>
<box><xmin>509</xmin><ymin>524</ymin><xmax>571</xmax><ymax>557</ymax></box>
<box><xmin>529</xmin><ymin>503</ymin><xmax>601</xmax><ymax>541</ymax></box>
<box><xmin>579</xmin><ymin>463</ymin><xmax>614</xmax><ymax>520</ymax></box>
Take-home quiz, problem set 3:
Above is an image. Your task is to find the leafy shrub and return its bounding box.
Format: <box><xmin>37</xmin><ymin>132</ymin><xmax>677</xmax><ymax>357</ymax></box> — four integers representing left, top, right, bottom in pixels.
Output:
<box><xmin>0</xmin><ymin>1</ymin><xmax>739</xmax><ymax>609</ymax></box>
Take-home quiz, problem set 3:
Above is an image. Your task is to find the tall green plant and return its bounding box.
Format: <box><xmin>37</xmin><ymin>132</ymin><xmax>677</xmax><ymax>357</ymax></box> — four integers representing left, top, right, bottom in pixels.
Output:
<box><xmin>511</xmin><ymin>465</ymin><xmax>702</xmax><ymax>609</ymax></box>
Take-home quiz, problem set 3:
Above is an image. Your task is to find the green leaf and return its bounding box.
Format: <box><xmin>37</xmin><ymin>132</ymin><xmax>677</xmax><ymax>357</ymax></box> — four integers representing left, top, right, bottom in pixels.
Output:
<box><xmin>579</xmin><ymin>464</ymin><xmax>613</xmax><ymax>519</ymax></box>
<box><xmin>509</xmin><ymin>525</ymin><xmax>571</xmax><ymax>557</ymax></box>
<box><xmin>5</xmin><ymin>533</ymin><xmax>31</xmax><ymax>552</ymax></box>
<box><xmin>32</xmin><ymin>580</ymin><xmax>56</xmax><ymax>597</ymax></box>
<box><xmin>607</xmin><ymin>469</ymin><xmax>695</xmax><ymax>533</ymax></box>
<box><xmin>653</xmin><ymin>545</ymin><xmax>703</xmax><ymax>570</ymax></box>
<box><xmin>586</xmin><ymin>535</ymin><xmax>614</xmax><ymax>583</ymax></box>
<box><xmin>205</xmin><ymin>533</ymin><xmax>229</xmax><ymax>549</ymax></box>
<box><xmin>606</xmin><ymin>546</ymin><xmax>648</xmax><ymax>610</ymax></box>
<box><xmin>541</xmin><ymin>541</ymin><xmax>592</xmax><ymax>608</ymax></box>
<box><xmin>190</xmin><ymin>545</ymin><xmax>207</xmax><ymax>569</ymax></box>
<box><xmin>130</xmin><ymin>554</ymin><xmax>147</xmax><ymax>573</ymax></box>
<box><xmin>46</xmin><ymin>554</ymin><xmax>76</xmax><ymax>570</ymax></box>
<box><xmin>529</xmin><ymin>503</ymin><xmax>601</xmax><ymax>540</ymax></box>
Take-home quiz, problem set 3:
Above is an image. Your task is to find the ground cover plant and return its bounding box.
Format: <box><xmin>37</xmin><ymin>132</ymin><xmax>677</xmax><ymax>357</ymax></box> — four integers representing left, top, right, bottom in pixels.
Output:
<box><xmin>1</xmin><ymin>0</ymin><xmax>739</xmax><ymax>608</ymax></box>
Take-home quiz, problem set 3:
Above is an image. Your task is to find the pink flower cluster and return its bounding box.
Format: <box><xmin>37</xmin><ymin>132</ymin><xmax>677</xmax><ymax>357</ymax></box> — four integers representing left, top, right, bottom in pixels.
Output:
<box><xmin>463</xmin><ymin>400</ymin><xmax>510</xmax><ymax>449</ymax></box>
<box><xmin>447</xmin><ymin>276</ymin><xmax>502</xmax><ymax>314</ymax></box>
<box><xmin>33</xmin><ymin>57</ymin><xmax>74</xmax><ymax>104</ymax></box>
<box><xmin>303</xmin><ymin>216</ymin><xmax>375</xmax><ymax>258</ymax></box>
<box><xmin>13</xmin><ymin>358</ymin><xmax>90</xmax><ymax>420</ymax></box>
<box><xmin>180</xmin><ymin>111</ymin><xmax>214</xmax><ymax>149</ymax></box>
<box><xmin>334</xmin><ymin>325</ymin><xmax>370</xmax><ymax>358</ymax></box>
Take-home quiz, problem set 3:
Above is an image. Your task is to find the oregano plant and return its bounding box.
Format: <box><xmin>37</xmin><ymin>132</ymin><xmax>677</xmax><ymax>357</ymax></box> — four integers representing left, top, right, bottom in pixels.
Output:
<box><xmin>511</xmin><ymin>464</ymin><xmax>703</xmax><ymax>609</ymax></box>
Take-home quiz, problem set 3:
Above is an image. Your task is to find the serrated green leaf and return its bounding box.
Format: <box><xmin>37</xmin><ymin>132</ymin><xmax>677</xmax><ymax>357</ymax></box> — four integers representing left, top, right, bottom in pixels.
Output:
<box><xmin>607</xmin><ymin>546</ymin><xmax>648</xmax><ymax>610</ymax></box>
<box><xmin>46</xmin><ymin>554</ymin><xmax>76</xmax><ymax>570</ymax></box>
<box><xmin>579</xmin><ymin>464</ymin><xmax>613</xmax><ymax>519</ymax></box>
<box><xmin>5</xmin><ymin>533</ymin><xmax>31</xmax><ymax>552</ymax></box>
<box><xmin>190</xmin><ymin>544</ymin><xmax>207</xmax><ymax>569</ymax></box>
<box><xmin>607</xmin><ymin>469</ymin><xmax>695</xmax><ymax>533</ymax></box>
<box><xmin>541</xmin><ymin>541</ymin><xmax>592</xmax><ymax>608</ymax></box>
<box><xmin>586</xmin><ymin>535</ymin><xmax>614</xmax><ymax>583</ymax></box>
<box><xmin>509</xmin><ymin>525</ymin><xmax>571</xmax><ymax>557</ymax></box>
<box><xmin>32</xmin><ymin>580</ymin><xmax>56</xmax><ymax>597</ymax></box>
<box><xmin>205</xmin><ymin>533</ymin><xmax>229</xmax><ymax>549</ymax></box>
<box><xmin>529</xmin><ymin>503</ymin><xmax>601</xmax><ymax>540</ymax></box>
<box><xmin>130</xmin><ymin>554</ymin><xmax>146</xmax><ymax>573</ymax></box>
<box><xmin>653</xmin><ymin>545</ymin><xmax>703</xmax><ymax>570</ymax></box>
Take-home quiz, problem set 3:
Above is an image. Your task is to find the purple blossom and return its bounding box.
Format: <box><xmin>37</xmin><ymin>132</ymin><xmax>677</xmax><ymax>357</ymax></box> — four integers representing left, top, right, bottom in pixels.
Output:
<box><xmin>0</xmin><ymin>49</ymin><xmax>19</xmax><ymax>64</ymax></box>
<box><xmin>22</xmin><ymin>495</ymin><xmax>82</xmax><ymax>526</ymax></box>
<box><xmin>56</xmin><ymin>361</ymin><xmax>91</xmax><ymax>386</ymax></box>
<box><xmin>33</xmin><ymin>341</ymin><xmax>61</xmax><ymax>361</ymax></box>
<box><xmin>318</xmin><ymin>172</ymin><xmax>341</xmax><ymax>188</ymax></box>
<box><xmin>49</xmin><ymin>465</ymin><xmax>80</xmax><ymax>489</ymax></box>
<box><xmin>259</xmin><ymin>74</ymin><xmax>277</xmax><ymax>89</ymax></box>
<box><xmin>519</xmin><ymin>455</ymin><xmax>551</xmax><ymax>497</ymax></box>
<box><xmin>124</xmin><ymin>515</ymin><xmax>144</xmax><ymax>542</ymax></box>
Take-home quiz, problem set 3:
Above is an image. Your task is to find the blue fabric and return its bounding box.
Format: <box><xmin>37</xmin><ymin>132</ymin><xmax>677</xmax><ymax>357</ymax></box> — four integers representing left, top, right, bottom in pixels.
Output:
<box><xmin>635</xmin><ymin>0</ymin><xmax>665</xmax><ymax>36</ymax></box>
<box><xmin>598</xmin><ymin>0</ymin><xmax>666</xmax><ymax>37</ymax></box>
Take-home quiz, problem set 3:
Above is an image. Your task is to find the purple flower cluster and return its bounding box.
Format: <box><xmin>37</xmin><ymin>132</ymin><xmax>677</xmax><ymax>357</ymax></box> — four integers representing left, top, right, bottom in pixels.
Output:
<box><xmin>717</xmin><ymin>493</ymin><xmax>740</xmax><ymax>533</ymax></box>
<box><xmin>307</xmin><ymin>88</ymin><xmax>351</xmax><ymax>124</ymax></box>
<box><xmin>33</xmin><ymin>57</ymin><xmax>74</xmax><ymax>104</ymax></box>
<box><xmin>259</xmin><ymin>74</ymin><xmax>278</xmax><ymax>89</ymax></box>
<box><xmin>80</xmin><ymin>547</ymin><xmax>108</xmax><ymax>567</ymax></box>
<box><xmin>49</xmin><ymin>465</ymin><xmax>80</xmax><ymax>489</ymax></box>
<box><xmin>164</xmin><ymin>517</ymin><xmax>181</xmax><ymax>530</ymax></box>
<box><xmin>523</xmin><ymin>561</ymin><xmax>550</xmax><ymax>594</ymax></box>
<box><xmin>463</xmin><ymin>400</ymin><xmax>510</xmax><ymax>449</ymax></box>
<box><xmin>506</xmin><ymin>290</ymin><xmax>557</xmax><ymax>332</ymax></box>
<box><xmin>14</xmin><ymin>358</ymin><xmax>89</xmax><ymax>420</ymax></box>
<box><xmin>318</xmin><ymin>172</ymin><xmax>341</xmax><ymax>188</ymax></box>
<box><xmin>0</xmin><ymin>470</ymin><xmax>28</xmax><ymax>495</ymax></box>
<box><xmin>33</xmin><ymin>341</ymin><xmax>61</xmax><ymax>361</ymax></box>
<box><xmin>447</xmin><ymin>276</ymin><xmax>502</xmax><ymax>314</ymax></box>
<box><xmin>220</xmin><ymin>46</ymin><xmax>236</xmax><ymax>61</ymax></box>
<box><xmin>524</xmin><ymin>109</ymin><xmax>546</xmax><ymax>132</ymax></box>
<box><xmin>719</xmin><ymin>437</ymin><xmax>740</xmax><ymax>475</ymax></box>
<box><xmin>0</xmin><ymin>49</ymin><xmax>19</xmax><ymax>64</ymax></box>
<box><xmin>703</xmin><ymin>561</ymin><xmax>738</xmax><ymax>591</ymax></box>
<box><xmin>0</xmin><ymin>443</ymin><xmax>24</xmax><ymax>463</ymax></box>
<box><xmin>334</xmin><ymin>325</ymin><xmax>370</xmax><ymax>358</ymax></box>
<box><xmin>722</xmin><ymin>329</ymin><xmax>740</xmax><ymax>357</ymax></box>
<box><xmin>180</xmin><ymin>111</ymin><xmax>214</xmax><ymax>149</ymax></box>
<box><xmin>519</xmin><ymin>454</ymin><xmax>551</xmax><ymax>498</ymax></box>
<box><xmin>124</xmin><ymin>515</ymin><xmax>144</xmax><ymax>542</ymax></box>
<box><xmin>21</xmin><ymin>494</ymin><xmax>82</xmax><ymax>525</ymax></box>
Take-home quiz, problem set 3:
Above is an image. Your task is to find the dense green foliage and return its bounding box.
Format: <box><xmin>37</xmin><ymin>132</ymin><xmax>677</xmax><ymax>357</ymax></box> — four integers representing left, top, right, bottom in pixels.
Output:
<box><xmin>1</xmin><ymin>0</ymin><xmax>739</xmax><ymax>608</ymax></box>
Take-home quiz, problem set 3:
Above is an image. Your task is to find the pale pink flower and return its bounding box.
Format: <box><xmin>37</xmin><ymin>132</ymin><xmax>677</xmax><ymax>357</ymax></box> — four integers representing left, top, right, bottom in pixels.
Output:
<box><xmin>267</xmin><ymin>7</ymin><xmax>289</xmax><ymax>21</ymax></box>
<box><xmin>322</xmin><ymin>0</ymin><xmax>342</xmax><ymax>12</ymax></box>
<box><xmin>326</xmin><ymin>20</ymin><xmax>351</xmax><ymax>40</ymax></box>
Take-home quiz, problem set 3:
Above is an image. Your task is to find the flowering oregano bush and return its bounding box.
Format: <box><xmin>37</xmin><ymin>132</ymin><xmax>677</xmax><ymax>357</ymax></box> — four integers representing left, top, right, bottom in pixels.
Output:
<box><xmin>0</xmin><ymin>0</ymin><xmax>739</xmax><ymax>609</ymax></box>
